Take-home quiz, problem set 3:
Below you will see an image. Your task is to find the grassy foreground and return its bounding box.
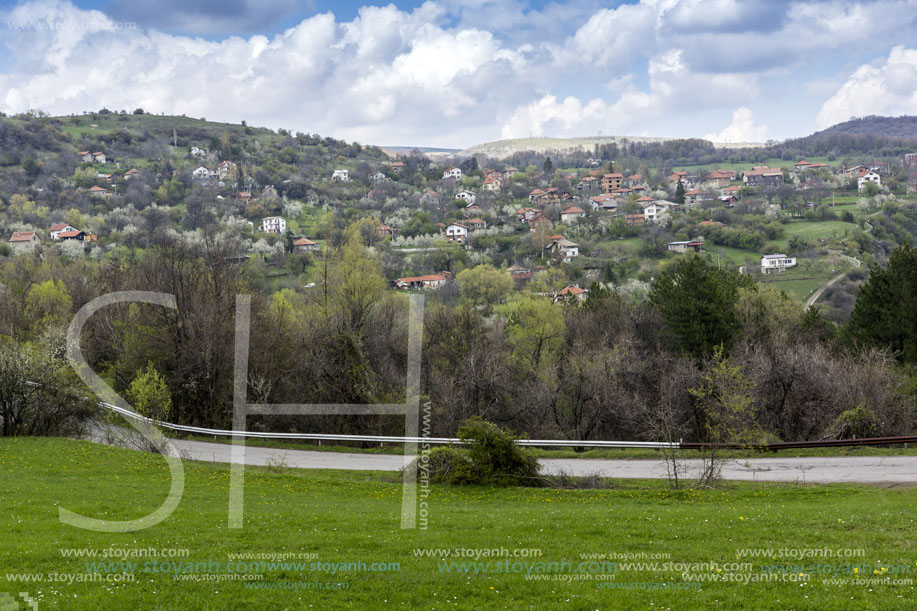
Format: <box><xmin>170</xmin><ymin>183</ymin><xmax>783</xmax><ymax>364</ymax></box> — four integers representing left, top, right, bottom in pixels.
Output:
<box><xmin>2</xmin><ymin>438</ymin><xmax>916</xmax><ymax>610</ymax></box>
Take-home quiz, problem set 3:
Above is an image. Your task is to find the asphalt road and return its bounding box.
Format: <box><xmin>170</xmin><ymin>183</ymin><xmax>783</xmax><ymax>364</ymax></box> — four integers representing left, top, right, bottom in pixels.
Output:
<box><xmin>93</xmin><ymin>432</ymin><xmax>917</xmax><ymax>484</ymax></box>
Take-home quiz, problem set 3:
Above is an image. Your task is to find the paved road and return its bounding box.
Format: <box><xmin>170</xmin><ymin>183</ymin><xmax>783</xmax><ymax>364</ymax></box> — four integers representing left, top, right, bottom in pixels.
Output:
<box><xmin>91</xmin><ymin>431</ymin><xmax>917</xmax><ymax>484</ymax></box>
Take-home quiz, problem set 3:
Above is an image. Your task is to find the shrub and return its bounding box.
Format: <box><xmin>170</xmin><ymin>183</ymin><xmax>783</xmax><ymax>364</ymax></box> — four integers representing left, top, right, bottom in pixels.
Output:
<box><xmin>831</xmin><ymin>405</ymin><xmax>880</xmax><ymax>439</ymax></box>
<box><xmin>422</xmin><ymin>446</ymin><xmax>476</xmax><ymax>485</ymax></box>
<box><xmin>457</xmin><ymin>418</ymin><xmax>541</xmax><ymax>486</ymax></box>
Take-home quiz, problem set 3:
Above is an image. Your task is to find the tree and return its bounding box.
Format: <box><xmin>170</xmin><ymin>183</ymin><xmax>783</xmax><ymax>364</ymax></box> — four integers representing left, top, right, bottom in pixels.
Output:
<box><xmin>126</xmin><ymin>362</ymin><xmax>172</xmax><ymax>420</ymax></box>
<box><xmin>456</xmin><ymin>265</ymin><xmax>513</xmax><ymax>313</ymax></box>
<box><xmin>649</xmin><ymin>255</ymin><xmax>754</xmax><ymax>359</ymax></box>
<box><xmin>498</xmin><ymin>296</ymin><xmax>565</xmax><ymax>370</ymax></box>
<box><xmin>689</xmin><ymin>346</ymin><xmax>764</xmax><ymax>486</ymax></box>
<box><xmin>542</xmin><ymin>156</ymin><xmax>553</xmax><ymax>175</ymax></box>
<box><xmin>861</xmin><ymin>181</ymin><xmax>880</xmax><ymax>197</ymax></box>
<box><xmin>847</xmin><ymin>245</ymin><xmax>917</xmax><ymax>363</ymax></box>
<box><xmin>674</xmin><ymin>180</ymin><xmax>686</xmax><ymax>204</ymax></box>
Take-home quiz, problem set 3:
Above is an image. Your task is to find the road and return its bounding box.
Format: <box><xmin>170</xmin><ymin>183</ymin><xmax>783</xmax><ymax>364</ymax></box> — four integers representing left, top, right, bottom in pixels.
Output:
<box><xmin>90</xmin><ymin>431</ymin><xmax>917</xmax><ymax>484</ymax></box>
<box><xmin>805</xmin><ymin>252</ymin><xmax>861</xmax><ymax>309</ymax></box>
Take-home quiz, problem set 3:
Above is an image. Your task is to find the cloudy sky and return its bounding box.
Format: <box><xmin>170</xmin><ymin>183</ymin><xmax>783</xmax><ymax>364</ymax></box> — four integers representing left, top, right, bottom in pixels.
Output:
<box><xmin>1</xmin><ymin>0</ymin><xmax>916</xmax><ymax>148</ymax></box>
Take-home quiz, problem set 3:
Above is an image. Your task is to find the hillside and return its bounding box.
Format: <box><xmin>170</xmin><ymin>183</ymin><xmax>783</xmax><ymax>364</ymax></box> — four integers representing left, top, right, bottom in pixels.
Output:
<box><xmin>458</xmin><ymin>135</ymin><xmax>767</xmax><ymax>160</ymax></box>
<box><xmin>813</xmin><ymin>115</ymin><xmax>917</xmax><ymax>139</ymax></box>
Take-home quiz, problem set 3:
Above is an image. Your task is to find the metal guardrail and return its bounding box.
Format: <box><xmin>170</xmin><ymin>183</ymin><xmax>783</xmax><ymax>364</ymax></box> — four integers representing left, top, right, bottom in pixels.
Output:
<box><xmin>96</xmin><ymin>401</ymin><xmax>917</xmax><ymax>451</ymax></box>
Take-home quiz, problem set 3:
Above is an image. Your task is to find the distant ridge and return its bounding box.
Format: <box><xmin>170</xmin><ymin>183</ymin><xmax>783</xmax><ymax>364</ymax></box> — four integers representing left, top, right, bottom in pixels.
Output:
<box><xmin>458</xmin><ymin>135</ymin><xmax>765</xmax><ymax>159</ymax></box>
<box><xmin>811</xmin><ymin>115</ymin><xmax>917</xmax><ymax>140</ymax></box>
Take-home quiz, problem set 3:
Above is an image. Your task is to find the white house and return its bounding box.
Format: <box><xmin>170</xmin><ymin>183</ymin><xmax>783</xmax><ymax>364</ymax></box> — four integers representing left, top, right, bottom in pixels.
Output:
<box><xmin>445</xmin><ymin>223</ymin><xmax>469</xmax><ymax>243</ymax></box>
<box><xmin>442</xmin><ymin>167</ymin><xmax>463</xmax><ymax>180</ymax></box>
<box><xmin>192</xmin><ymin>166</ymin><xmax>214</xmax><ymax>180</ymax></box>
<box><xmin>369</xmin><ymin>171</ymin><xmax>387</xmax><ymax>182</ymax></box>
<box><xmin>455</xmin><ymin>190</ymin><xmax>476</xmax><ymax>205</ymax></box>
<box><xmin>858</xmin><ymin>171</ymin><xmax>881</xmax><ymax>191</ymax></box>
<box><xmin>482</xmin><ymin>177</ymin><xmax>502</xmax><ymax>192</ymax></box>
<box><xmin>261</xmin><ymin>216</ymin><xmax>286</xmax><ymax>235</ymax></box>
<box><xmin>549</xmin><ymin>238</ymin><xmax>579</xmax><ymax>263</ymax></box>
<box><xmin>642</xmin><ymin>201</ymin><xmax>672</xmax><ymax>222</ymax></box>
<box><xmin>332</xmin><ymin>169</ymin><xmax>350</xmax><ymax>182</ymax></box>
<box><xmin>190</xmin><ymin>146</ymin><xmax>207</xmax><ymax>158</ymax></box>
<box><xmin>217</xmin><ymin>161</ymin><xmax>237</xmax><ymax>179</ymax></box>
<box><xmin>560</xmin><ymin>205</ymin><xmax>586</xmax><ymax>224</ymax></box>
<box><xmin>49</xmin><ymin>223</ymin><xmax>79</xmax><ymax>240</ymax></box>
<box><xmin>761</xmin><ymin>254</ymin><xmax>797</xmax><ymax>274</ymax></box>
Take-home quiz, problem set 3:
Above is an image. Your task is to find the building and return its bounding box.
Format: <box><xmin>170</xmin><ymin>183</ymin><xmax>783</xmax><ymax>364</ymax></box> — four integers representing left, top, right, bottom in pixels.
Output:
<box><xmin>642</xmin><ymin>201</ymin><xmax>672</xmax><ymax>222</ymax></box>
<box><xmin>389</xmin><ymin>161</ymin><xmax>406</xmax><ymax>175</ymax></box>
<box><xmin>217</xmin><ymin>161</ymin><xmax>237</xmax><ymax>179</ymax></box>
<box><xmin>8</xmin><ymin>231</ymin><xmax>41</xmax><ymax>253</ymax></box>
<box><xmin>482</xmin><ymin>176</ymin><xmax>502</xmax><ymax>192</ymax></box>
<box><xmin>88</xmin><ymin>185</ymin><xmax>111</xmax><ymax>198</ymax></box>
<box><xmin>189</xmin><ymin>146</ymin><xmax>207</xmax><ymax>158</ymax></box>
<box><xmin>554</xmin><ymin>285</ymin><xmax>588</xmax><ymax>304</ymax></box>
<box><xmin>394</xmin><ymin>273</ymin><xmax>449</xmax><ymax>290</ymax></box>
<box><xmin>601</xmin><ymin>173</ymin><xmax>623</xmax><ymax>192</ymax></box>
<box><xmin>58</xmin><ymin>230</ymin><xmax>86</xmax><ymax>242</ymax></box>
<box><xmin>858</xmin><ymin>171</ymin><xmax>881</xmax><ymax>191</ymax></box>
<box><xmin>743</xmin><ymin>167</ymin><xmax>784</xmax><ymax>188</ymax></box>
<box><xmin>442</xmin><ymin>167</ymin><xmax>463</xmax><ymax>180</ymax></box>
<box><xmin>548</xmin><ymin>238</ymin><xmax>579</xmax><ymax>263</ymax></box>
<box><xmin>445</xmin><ymin>223</ymin><xmax>469</xmax><ymax>243</ymax></box>
<box><xmin>192</xmin><ymin>166</ymin><xmax>214</xmax><ymax>181</ymax></box>
<box><xmin>332</xmin><ymin>169</ymin><xmax>350</xmax><ymax>182</ymax></box>
<box><xmin>761</xmin><ymin>254</ymin><xmax>797</xmax><ymax>274</ymax></box>
<box><xmin>420</xmin><ymin>190</ymin><xmax>441</xmax><ymax>206</ymax></box>
<box><xmin>560</xmin><ymin>205</ymin><xmax>586</xmax><ymax>224</ymax></box>
<box><xmin>668</xmin><ymin>240</ymin><xmax>704</xmax><ymax>253</ymax></box>
<box><xmin>49</xmin><ymin>223</ymin><xmax>78</xmax><ymax>240</ymax></box>
<box><xmin>292</xmin><ymin>238</ymin><xmax>319</xmax><ymax>253</ymax></box>
<box><xmin>465</xmin><ymin>218</ymin><xmax>487</xmax><ymax>231</ymax></box>
<box><xmin>376</xmin><ymin>224</ymin><xmax>397</xmax><ymax>239</ymax></box>
<box><xmin>455</xmin><ymin>190</ymin><xmax>476</xmax><ymax>205</ymax></box>
<box><xmin>261</xmin><ymin>216</ymin><xmax>286</xmax><ymax>234</ymax></box>
<box><xmin>369</xmin><ymin>171</ymin><xmax>387</xmax><ymax>182</ymax></box>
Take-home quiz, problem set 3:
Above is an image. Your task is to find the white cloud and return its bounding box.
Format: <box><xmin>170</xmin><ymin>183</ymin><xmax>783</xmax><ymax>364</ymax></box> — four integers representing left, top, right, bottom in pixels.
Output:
<box><xmin>816</xmin><ymin>46</ymin><xmax>917</xmax><ymax>128</ymax></box>
<box><xmin>703</xmin><ymin>107</ymin><xmax>768</xmax><ymax>143</ymax></box>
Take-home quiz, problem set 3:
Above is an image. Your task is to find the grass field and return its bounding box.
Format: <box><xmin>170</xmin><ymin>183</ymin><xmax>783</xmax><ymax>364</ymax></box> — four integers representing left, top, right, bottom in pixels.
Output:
<box><xmin>672</xmin><ymin>157</ymin><xmax>835</xmax><ymax>174</ymax></box>
<box><xmin>2</xmin><ymin>438</ymin><xmax>916</xmax><ymax>609</ymax></box>
<box><xmin>769</xmin><ymin>221</ymin><xmax>856</xmax><ymax>251</ymax></box>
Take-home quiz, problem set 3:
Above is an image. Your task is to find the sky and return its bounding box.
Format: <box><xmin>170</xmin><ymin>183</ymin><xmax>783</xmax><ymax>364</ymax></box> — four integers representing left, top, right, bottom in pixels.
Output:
<box><xmin>1</xmin><ymin>0</ymin><xmax>917</xmax><ymax>149</ymax></box>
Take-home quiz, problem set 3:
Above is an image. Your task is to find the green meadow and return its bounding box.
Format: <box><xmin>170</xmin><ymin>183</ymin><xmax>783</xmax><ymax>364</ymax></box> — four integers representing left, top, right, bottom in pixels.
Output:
<box><xmin>2</xmin><ymin>438</ymin><xmax>916</xmax><ymax>609</ymax></box>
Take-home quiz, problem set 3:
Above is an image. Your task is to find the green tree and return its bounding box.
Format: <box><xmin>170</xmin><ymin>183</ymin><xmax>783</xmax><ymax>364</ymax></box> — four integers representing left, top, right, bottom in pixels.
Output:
<box><xmin>456</xmin><ymin>264</ymin><xmax>513</xmax><ymax>313</ymax></box>
<box><xmin>497</xmin><ymin>296</ymin><xmax>565</xmax><ymax>369</ymax></box>
<box><xmin>24</xmin><ymin>280</ymin><xmax>73</xmax><ymax>332</ymax></box>
<box><xmin>649</xmin><ymin>255</ymin><xmax>754</xmax><ymax>359</ymax></box>
<box><xmin>126</xmin><ymin>362</ymin><xmax>172</xmax><ymax>420</ymax></box>
<box><xmin>847</xmin><ymin>245</ymin><xmax>917</xmax><ymax>363</ymax></box>
<box><xmin>542</xmin><ymin>156</ymin><xmax>553</xmax><ymax>175</ymax></box>
<box><xmin>674</xmin><ymin>180</ymin><xmax>686</xmax><ymax>204</ymax></box>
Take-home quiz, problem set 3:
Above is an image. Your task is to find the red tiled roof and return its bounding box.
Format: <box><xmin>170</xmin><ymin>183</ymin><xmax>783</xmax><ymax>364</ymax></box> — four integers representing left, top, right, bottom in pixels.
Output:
<box><xmin>558</xmin><ymin>286</ymin><xmax>586</xmax><ymax>295</ymax></box>
<box><xmin>562</xmin><ymin>206</ymin><xmax>585</xmax><ymax>214</ymax></box>
<box><xmin>293</xmin><ymin>238</ymin><xmax>316</xmax><ymax>246</ymax></box>
<box><xmin>9</xmin><ymin>231</ymin><xmax>37</xmax><ymax>242</ymax></box>
<box><xmin>49</xmin><ymin>223</ymin><xmax>70</xmax><ymax>231</ymax></box>
<box><xmin>58</xmin><ymin>230</ymin><xmax>84</xmax><ymax>238</ymax></box>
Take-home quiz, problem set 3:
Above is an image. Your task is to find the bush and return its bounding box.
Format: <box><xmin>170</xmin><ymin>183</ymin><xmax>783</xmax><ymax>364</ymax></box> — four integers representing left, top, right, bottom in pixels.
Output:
<box><xmin>831</xmin><ymin>405</ymin><xmax>880</xmax><ymax>439</ymax></box>
<box><xmin>414</xmin><ymin>419</ymin><xmax>542</xmax><ymax>486</ymax></box>
<box><xmin>457</xmin><ymin>418</ymin><xmax>542</xmax><ymax>486</ymax></box>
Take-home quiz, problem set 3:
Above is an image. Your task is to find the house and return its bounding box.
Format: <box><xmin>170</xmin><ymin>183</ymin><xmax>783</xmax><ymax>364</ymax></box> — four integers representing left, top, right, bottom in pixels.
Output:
<box><xmin>91</xmin><ymin>152</ymin><xmax>106</xmax><ymax>163</ymax></box>
<box><xmin>465</xmin><ymin>218</ymin><xmax>487</xmax><ymax>231</ymax></box>
<box><xmin>261</xmin><ymin>185</ymin><xmax>279</xmax><ymax>199</ymax></box>
<box><xmin>554</xmin><ymin>285</ymin><xmax>588</xmax><ymax>304</ymax></box>
<box><xmin>624</xmin><ymin>214</ymin><xmax>645</xmax><ymax>227</ymax></box>
<box><xmin>761</xmin><ymin>254</ymin><xmax>797</xmax><ymax>274</ymax></box>
<box><xmin>508</xmin><ymin>264</ymin><xmax>532</xmax><ymax>282</ymax></box>
<box><xmin>369</xmin><ymin>171</ymin><xmax>387</xmax><ymax>182</ymax></box>
<box><xmin>189</xmin><ymin>146</ymin><xmax>207</xmax><ymax>158</ymax></box>
<box><xmin>8</xmin><ymin>231</ymin><xmax>41</xmax><ymax>253</ymax></box>
<box><xmin>703</xmin><ymin>170</ymin><xmax>734</xmax><ymax>189</ymax></box>
<box><xmin>503</xmin><ymin>166</ymin><xmax>519</xmax><ymax>178</ymax></box>
<box><xmin>588</xmin><ymin>194</ymin><xmax>619</xmax><ymax>211</ymax></box>
<box><xmin>529</xmin><ymin>213</ymin><xmax>553</xmax><ymax>232</ymax></box>
<box><xmin>261</xmin><ymin>216</ymin><xmax>286</xmax><ymax>234</ymax></box>
<box><xmin>376</xmin><ymin>224</ymin><xmax>397</xmax><ymax>239</ymax></box>
<box><xmin>420</xmin><ymin>190</ymin><xmax>441</xmax><ymax>206</ymax></box>
<box><xmin>601</xmin><ymin>173</ymin><xmax>624</xmax><ymax>192</ymax></box>
<box><xmin>516</xmin><ymin>207</ymin><xmax>539</xmax><ymax>223</ymax></box>
<box><xmin>668</xmin><ymin>240</ymin><xmax>704</xmax><ymax>253</ymax></box>
<box><xmin>720</xmin><ymin>185</ymin><xmax>741</xmax><ymax>197</ymax></box>
<box><xmin>623</xmin><ymin>174</ymin><xmax>644</xmax><ymax>188</ymax></box>
<box><xmin>455</xmin><ymin>190</ymin><xmax>476</xmax><ymax>205</ymax></box>
<box><xmin>80</xmin><ymin>151</ymin><xmax>93</xmax><ymax>163</ymax></box>
<box><xmin>844</xmin><ymin>165</ymin><xmax>867</xmax><ymax>177</ymax></box>
<box><xmin>743</xmin><ymin>166</ymin><xmax>784</xmax><ymax>188</ymax></box>
<box><xmin>560</xmin><ymin>205</ymin><xmax>586</xmax><ymax>224</ymax></box>
<box><xmin>668</xmin><ymin>171</ymin><xmax>688</xmax><ymax>184</ymax></box>
<box><xmin>528</xmin><ymin>188</ymin><xmax>546</xmax><ymax>203</ymax></box>
<box><xmin>332</xmin><ymin>169</ymin><xmax>350</xmax><ymax>182</ymax></box>
<box><xmin>58</xmin><ymin>229</ymin><xmax>86</xmax><ymax>242</ymax></box>
<box><xmin>719</xmin><ymin>195</ymin><xmax>738</xmax><ymax>207</ymax></box>
<box><xmin>482</xmin><ymin>176</ymin><xmax>502</xmax><ymax>192</ymax></box>
<box><xmin>236</xmin><ymin>191</ymin><xmax>252</xmax><ymax>202</ymax></box>
<box><xmin>88</xmin><ymin>185</ymin><xmax>111</xmax><ymax>198</ymax></box>
<box><xmin>548</xmin><ymin>238</ymin><xmax>579</xmax><ymax>263</ymax></box>
<box><xmin>389</xmin><ymin>161</ymin><xmax>406</xmax><ymax>175</ymax></box>
<box><xmin>577</xmin><ymin>176</ymin><xmax>601</xmax><ymax>193</ymax></box>
<box><xmin>124</xmin><ymin>168</ymin><xmax>140</xmax><ymax>180</ymax></box>
<box><xmin>793</xmin><ymin>160</ymin><xmax>812</xmax><ymax>173</ymax></box>
<box><xmin>858</xmin><ymin>171</ymin><xmax>881</xmax><ymax>191</ymax></box>
<box><xmin>394</xmin><ymin>273</ymin><xmax>449</xmax><ymax>290</ymax></box>
<box><xmin>217</xmin><ymin>161</ymin><xmax>237</xmax><ymax>179</ymax></box>
<box><xmin>192</xmin><ymin>166</ymin><xmax>213</xmax><ymax>181</ymax></box>
<box><xmin>684</xmin><ymin>189</ymin><xmax>716</xmax><ymax>207</ymax></box>
<box><xmin>292</xmin><ymin>238</ymin><xmax>319</xmax><ymax>253</ymax></box>
<box><xmin>442</xmin><ymin>166</ymin><xmax>463</xmax><ymax>180</ymax></box>
<box><xmin>49</xmin><ymin>223</ymin><xmax>78</xmax><ymax>240</ymax></box>
<box><xmin>643</xmin><ymin>200</ymin><xmax>673</xmax><ymax>222</ymax></box>
<box><xmin>445</xmin><ymin>223</ymin><xmax>469</xmax><ymax>243</ymax></box>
